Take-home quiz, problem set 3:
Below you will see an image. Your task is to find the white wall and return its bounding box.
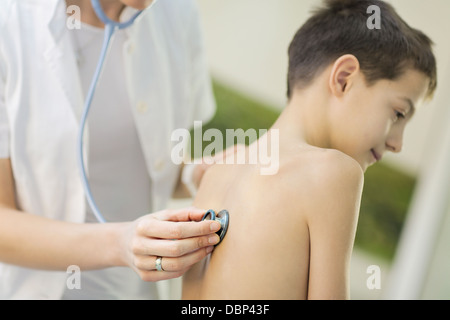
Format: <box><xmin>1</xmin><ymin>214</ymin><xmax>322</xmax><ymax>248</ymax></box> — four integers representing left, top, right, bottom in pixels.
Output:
<box><xmin>197</xmin><ymin>0</ymin><xmax>450</xmax><ymax>176</ymax></box>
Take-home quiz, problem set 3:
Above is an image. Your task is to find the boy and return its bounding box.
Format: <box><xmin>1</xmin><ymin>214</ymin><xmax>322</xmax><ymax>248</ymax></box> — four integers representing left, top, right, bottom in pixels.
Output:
<box><xmin>182</xmin><ymin>0</ymin><xmax>437</xmax><ymax>299</ymax></box>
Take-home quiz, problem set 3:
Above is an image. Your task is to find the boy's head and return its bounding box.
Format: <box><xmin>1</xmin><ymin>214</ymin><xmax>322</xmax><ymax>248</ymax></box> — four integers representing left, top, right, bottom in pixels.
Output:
<box><xmin>286</xmin><ymin>0</ymin><xmax>437</xmax><ymax>172</ymax></box>
<box><xmin>287</xmin><ymin>0</ymin><xmax>437</xmax><ymax>100</ymax></box>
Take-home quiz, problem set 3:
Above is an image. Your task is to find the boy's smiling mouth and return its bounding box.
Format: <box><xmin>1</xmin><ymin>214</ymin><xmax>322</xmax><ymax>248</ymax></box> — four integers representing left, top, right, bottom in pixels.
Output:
<box><xmin>370</xmin><ymin>149</ymin><xmax>382</xmax><ymax>163</ymax></box>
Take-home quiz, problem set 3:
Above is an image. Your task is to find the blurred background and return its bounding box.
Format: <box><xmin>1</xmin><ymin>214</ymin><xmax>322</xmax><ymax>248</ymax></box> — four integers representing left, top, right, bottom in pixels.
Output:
<box><xmin>165</xmin><ymin>0</ymin><xmax>450</xmax><ymax>299</ymax></box>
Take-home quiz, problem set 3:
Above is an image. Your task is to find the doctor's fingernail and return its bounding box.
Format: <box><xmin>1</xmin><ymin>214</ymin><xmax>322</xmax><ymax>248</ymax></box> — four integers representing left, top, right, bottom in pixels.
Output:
<box><xmin>209</xmin><ymin>235</ymin><xmax>219</xmax><ymax>244</ymax></box>
<box><xmin>210</xmin><ymin>221</ymin><xmax>221</xmax><ymax>232</ymax></box>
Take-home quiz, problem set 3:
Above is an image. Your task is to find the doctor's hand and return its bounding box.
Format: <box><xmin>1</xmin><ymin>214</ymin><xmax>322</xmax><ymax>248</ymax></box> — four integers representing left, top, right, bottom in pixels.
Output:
<box><xmin>118</xmin><ymin>207</ymin><xmax>221</xmax><ymax>282</ymax></box>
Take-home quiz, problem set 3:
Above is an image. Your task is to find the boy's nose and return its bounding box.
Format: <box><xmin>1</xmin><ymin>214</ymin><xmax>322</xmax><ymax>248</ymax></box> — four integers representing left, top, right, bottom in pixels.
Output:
<box><xmin>386</xmin><ymin>142</ymin><xmax>402</xmax><ymax>153</ymax></box>
<box><xmin>386</xmin><ymin>124</ymin><xmax>405</xmax><ymax>154</ymax></box>
<box><xmin>385</xmin><ymin>135</ymin><xmax>403</xmax><ymax>153</ymax></box>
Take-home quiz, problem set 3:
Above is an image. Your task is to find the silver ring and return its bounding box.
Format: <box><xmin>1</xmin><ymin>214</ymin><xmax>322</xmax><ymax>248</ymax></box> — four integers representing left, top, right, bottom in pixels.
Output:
<box><xmin>155</xmin><ymin>256</ymin><xmax>164</xmax><ymax>271</ymax></box>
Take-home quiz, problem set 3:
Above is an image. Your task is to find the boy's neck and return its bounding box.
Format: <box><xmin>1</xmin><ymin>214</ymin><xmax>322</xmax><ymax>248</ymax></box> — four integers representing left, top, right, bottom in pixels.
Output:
<box><xmin>270</xmin><ymin>86</ymin><xmax>331</xmax><ymax>150</ymax></box>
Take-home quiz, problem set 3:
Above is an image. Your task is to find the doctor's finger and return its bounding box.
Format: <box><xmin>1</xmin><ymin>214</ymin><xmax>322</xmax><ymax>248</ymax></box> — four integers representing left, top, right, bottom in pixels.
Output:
<box><xmin>133</xmin><ymin>248</ymin><xmax>213</xmax><ymax>282</ymax></box>
<box><xmin>137</xmin><ymin>268</ymin><xmax>188</xmax><ymax>282</ymax></box>
<box><xmin>155</xmin><ymin>247</ymin><xmax>213</xmax><ymax>272</ymax></box>
<box><xmin>134</xmin><ymin>234</ymin><xmax>219</xmax><ymax>257</ymax></box>
<box><xmin>137</xmin><ymin>217</ymin><xmax>221</xmax><ymax>239</ymax></box>
<box><xmin>154</xmin><ymin>206</ymin><xmax>209</xmax><ymax>222</ymax></box>
<box><xmin>133</xmin><ymin>246</ymin><xmax>212</xmax><ymax>273</ymax></box>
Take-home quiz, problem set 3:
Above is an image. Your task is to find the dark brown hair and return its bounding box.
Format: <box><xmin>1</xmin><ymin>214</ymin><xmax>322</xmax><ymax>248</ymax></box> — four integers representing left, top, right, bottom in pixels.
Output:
<box><xmin>287</xmin><ymin>0</ymin><xmax>437</xmax><ymax>99</ymax></box>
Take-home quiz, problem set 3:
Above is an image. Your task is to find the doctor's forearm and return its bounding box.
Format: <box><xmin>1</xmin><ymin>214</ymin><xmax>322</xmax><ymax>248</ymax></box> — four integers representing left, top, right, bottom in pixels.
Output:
<box><xmin>0</xmin><ymin>206</ymin><xmax>124</xmax><ymax>271</ymax></box>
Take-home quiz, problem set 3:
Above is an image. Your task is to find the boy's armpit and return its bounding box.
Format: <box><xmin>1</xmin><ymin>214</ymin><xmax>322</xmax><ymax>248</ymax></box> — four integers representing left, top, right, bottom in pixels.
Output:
<box><xmin>303</xmin><ymin>150</ymin><xmax>364</xmax><ymax>299</ymax></box>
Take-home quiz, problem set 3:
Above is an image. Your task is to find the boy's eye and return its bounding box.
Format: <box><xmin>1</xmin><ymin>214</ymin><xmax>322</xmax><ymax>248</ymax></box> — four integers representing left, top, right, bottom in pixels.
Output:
<box><xmin>394</xmin><ymin>110</ymin><xmax>406</xmax><ymax>121</ymax></box>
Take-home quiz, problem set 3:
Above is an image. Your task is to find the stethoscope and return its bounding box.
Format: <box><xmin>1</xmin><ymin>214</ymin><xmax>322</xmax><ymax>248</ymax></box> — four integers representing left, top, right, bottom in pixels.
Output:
<box><xmin>77</xmin><ymin>0</ymin><xmax>229</xmax><ymax>244</ymax></box>
<box><xmin>77</xmin><ymin>0</ymin><xmax>146</xmax><ymax>224</ymax></box>
<box><xmin>201</xmin><ymin>209</ymin><xmax>229</xmax><ymax>245</ymax></box>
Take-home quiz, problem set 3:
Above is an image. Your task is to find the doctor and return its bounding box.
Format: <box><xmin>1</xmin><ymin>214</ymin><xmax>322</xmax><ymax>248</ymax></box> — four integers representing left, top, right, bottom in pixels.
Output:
<box><xmin>0</xmin><ymin>0</ymin><xmax>222</xmax><ymax>299</ymax></box>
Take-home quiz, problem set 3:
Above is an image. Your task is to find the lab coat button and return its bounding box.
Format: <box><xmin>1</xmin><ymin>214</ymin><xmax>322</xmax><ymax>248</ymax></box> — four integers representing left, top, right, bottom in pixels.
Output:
<box><xmin>137</xmin><ymin>101</ymin><xmax>148</xmax><ymax>114</ymax></box>
<box><xmin>127</xmin><ymin>42</ymin><xmax>135</xmax><ymax>54</ymax></box>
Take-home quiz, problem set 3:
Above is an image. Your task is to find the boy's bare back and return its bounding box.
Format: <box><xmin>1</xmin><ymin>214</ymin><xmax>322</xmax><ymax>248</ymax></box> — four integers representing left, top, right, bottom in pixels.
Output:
<box><xmin>182</xmin><ymin>142</ymin><xmax>364</xmax><ymax>299</ymax></box>
<box><xmin>182</xmin><ymin>0</ymin><xmax>436</xmax><ymax>299</ymax></box>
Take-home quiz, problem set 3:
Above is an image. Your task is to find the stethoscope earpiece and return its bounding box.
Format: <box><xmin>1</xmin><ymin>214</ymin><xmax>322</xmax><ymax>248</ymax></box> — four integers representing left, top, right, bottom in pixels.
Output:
<box><xmin>201</xmin><ymin>209</ymin><xmax>229</xmax><ymax>245</ymax></box>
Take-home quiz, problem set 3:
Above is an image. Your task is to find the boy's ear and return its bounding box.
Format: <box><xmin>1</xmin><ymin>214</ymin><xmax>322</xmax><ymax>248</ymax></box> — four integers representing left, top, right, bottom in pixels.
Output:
<box><xmin>329</xmin><ymin>54</ymin><xmax>360</xmax><ymax>97</ymax></box>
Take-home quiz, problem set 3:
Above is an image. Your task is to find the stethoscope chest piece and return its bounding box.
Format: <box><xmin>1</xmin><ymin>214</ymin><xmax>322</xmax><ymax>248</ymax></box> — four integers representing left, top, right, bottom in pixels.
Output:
<box><xmin>202</xmin><ymin>209</ymin><xmax>229</xmax><ymax>245</ymax></box>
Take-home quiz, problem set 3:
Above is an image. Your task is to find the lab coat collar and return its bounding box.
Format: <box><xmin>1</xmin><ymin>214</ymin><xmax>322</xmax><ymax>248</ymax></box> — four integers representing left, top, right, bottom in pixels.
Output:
<box><xmin>45</xmin><ymin>0</ymin><xmax>84</xmax><ymax>123</ymax></box>
<box><xmin>47</xmin><ymin>0</ymin><xmax>68</xmax><ymax>44</ymax></box>
<box><xmin>42</xmin><ymin>0</ymin><xmax>155</xmax><ymax>131</ymax></box>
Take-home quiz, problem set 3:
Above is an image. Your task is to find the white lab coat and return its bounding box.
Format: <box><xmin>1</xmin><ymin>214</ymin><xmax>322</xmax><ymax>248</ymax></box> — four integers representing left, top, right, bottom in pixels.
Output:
<box><xmin>0</xmin><ymin>0</ymin><xmax>215</xmax><ymax>299</ymax></box>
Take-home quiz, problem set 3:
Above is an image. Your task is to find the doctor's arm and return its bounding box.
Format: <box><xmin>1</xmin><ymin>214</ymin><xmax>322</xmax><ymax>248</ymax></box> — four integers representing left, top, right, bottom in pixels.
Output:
<box><xmin>0</xmin><ymin>158</ymin><xmax>220</xmax><ymax>280</ymax></box>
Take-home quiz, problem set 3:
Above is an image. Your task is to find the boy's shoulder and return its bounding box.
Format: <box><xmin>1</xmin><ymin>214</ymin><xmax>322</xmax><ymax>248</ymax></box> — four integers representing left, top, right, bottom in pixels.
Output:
<box><xmin>279</xmin><ymin>146</ymin><xmax>364</xmax><ymax>188</ymax></box>
<box><xmin>272</xmin><ymin>146</ymin><xmax>364</xmax><ymax>218</ymax></box>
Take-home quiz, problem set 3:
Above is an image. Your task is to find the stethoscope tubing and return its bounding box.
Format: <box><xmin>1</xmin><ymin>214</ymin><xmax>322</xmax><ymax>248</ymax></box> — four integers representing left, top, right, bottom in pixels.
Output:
<box><xmin>77</xmin><ymin>0</ymin><xmax>144</xmax><ymax>223</ymax></box>
<box><xmin>77</xmin><ymin>0</ymin><xmax>231</xmax><ymax>244</ymax></box>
